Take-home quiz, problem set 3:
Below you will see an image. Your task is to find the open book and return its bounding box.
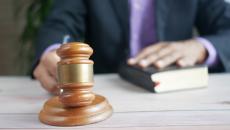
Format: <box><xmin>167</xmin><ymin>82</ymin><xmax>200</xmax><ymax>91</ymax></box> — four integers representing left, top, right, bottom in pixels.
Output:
<box><xmin>118</xmin><ymin>64</ymin><xmax>208</xmax><ymax>93</ymax></box>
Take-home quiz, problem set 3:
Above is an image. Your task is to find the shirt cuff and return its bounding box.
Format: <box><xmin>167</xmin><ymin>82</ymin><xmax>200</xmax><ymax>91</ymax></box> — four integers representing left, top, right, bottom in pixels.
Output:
<box><xmin>196</xmin><ymin>37</ymin><xmax>218</xmax><ymax>67</ymax></box>
<box><xmin>43</xmin><ymin>43</ymin><xmax>61</xmax><ymax>55</ymax></box>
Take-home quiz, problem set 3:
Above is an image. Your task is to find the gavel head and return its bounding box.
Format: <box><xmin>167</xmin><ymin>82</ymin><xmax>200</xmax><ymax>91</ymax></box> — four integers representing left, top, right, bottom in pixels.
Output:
<box><xmin>56</xmin><ymin>42</ymin><xmax>95</xmax><ymax>107</ymax></box>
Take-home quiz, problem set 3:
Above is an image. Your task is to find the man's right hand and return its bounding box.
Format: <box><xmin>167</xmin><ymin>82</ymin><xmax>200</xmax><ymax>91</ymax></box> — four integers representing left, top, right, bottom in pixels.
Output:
<box><xmin>33</xmin><ymin>50</ymin><xmax>60</xmax><ymax>95</ymax></box>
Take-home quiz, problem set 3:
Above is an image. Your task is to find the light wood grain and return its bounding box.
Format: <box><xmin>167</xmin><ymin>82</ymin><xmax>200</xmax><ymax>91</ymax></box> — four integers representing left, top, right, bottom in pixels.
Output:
<box><xmin>0</xmin><ymin>110</ymin><xmax>230</xmax><ymax>129</ymax></box>
<box><xmin>0</xmin><ymin>74</ymin><xmax>230</xmax><ymax>129</ymax></box>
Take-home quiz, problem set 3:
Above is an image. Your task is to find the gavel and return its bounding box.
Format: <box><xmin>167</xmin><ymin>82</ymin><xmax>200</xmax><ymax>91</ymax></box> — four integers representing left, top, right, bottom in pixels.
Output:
<box><xmin>39</xmin><ymin>42</ymin><xmax>113</xmax><ymax>126</ymax></box>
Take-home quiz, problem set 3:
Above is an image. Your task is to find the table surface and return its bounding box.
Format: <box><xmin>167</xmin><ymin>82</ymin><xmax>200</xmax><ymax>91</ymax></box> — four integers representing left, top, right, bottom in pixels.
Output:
<box><xmin>0</xmin><ymin>74</ymin><xmax>230</xmax><ymax>130</ymax></box>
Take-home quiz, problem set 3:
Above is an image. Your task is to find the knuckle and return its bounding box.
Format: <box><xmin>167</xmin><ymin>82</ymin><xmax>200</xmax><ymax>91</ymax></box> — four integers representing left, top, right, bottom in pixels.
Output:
<box><xmin>143</xmin><ymin>47</ymin><xmax>152</xmax><ymax>54</ymax></box>
<box><xmin>40</xmin><ymin>80</ymin><xmax>53</xmax><ymax>93</ymax></box>
<box><xmin>155</xmin><ymin>51</ymin><xmax>162</xmax><ymax>57</ymax></box>
<box><xmin>33</xmin><ymin>64</ymin><xmax>43</xmax><ymax>79</ymax></box>
<box><xmin>41</xmin><ymin>52</ymin><xmax>51</xmax><ymax>63</ymax></box>
<box><xmin>41</xmin><ymin>54</ymin><xmax>47</xmax><ymax>62</ymax></box>
<box><xmin>172</xmin><ymin>44</ymin><xmax>183</xmax><ymax>52</ymax></box>
<box><xmin>170</xmin><ymin>44</ymin><xmax>177</xmax><ymax>50</ymax></box>
<box><xmin>172</xmin><ymin>52</ymin><xmax>181</xmax><ymax>59</ymax></box>
<box><xmin>47</xmin><ymin>83</ymin><xmax>57</xmax><ymax>93</ymax></box>
<box><xmin>148</xmin><ymin>55</ymin><xmax>157</xmax><ymax>61</ymax></box>
<box><xmin>160</xmin><ymin>48</ymin><xmax>169</xmax><ymax>55</ymax></box>
<box><xmin>33</xmin><ymin>67</ymin><xmax>40</xmax><ymax>79</ymax></box>
<box><xmin>163</xmin><ymin>57</ymin><xmax>171</xmax><ymax>63</ymax></box>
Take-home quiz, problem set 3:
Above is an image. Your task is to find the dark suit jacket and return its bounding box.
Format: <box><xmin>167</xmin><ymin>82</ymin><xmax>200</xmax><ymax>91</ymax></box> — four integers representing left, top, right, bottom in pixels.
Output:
<box><xmin>35</xmin><ymin>0</ymin><xmax>230</xmax><ymax>73</ymax></box>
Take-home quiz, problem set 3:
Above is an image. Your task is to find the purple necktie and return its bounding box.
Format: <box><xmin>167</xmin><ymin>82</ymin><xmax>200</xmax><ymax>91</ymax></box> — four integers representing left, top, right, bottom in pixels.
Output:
<box><xmin>129</xmin><ymin>0</ymin><xmax>156</xmax><ymax>57</ymax></box>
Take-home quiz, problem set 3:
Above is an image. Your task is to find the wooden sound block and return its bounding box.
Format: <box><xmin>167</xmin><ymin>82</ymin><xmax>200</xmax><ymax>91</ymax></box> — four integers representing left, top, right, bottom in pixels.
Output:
<box><xmin>39</xmin><ymin>95</ymin><xmax>113</xmax><ymax>126</ymax></box>
<box><xmin>39</xmin><ymin>43</ymin><xmax>113</xmax><ymax>126</ymax></box>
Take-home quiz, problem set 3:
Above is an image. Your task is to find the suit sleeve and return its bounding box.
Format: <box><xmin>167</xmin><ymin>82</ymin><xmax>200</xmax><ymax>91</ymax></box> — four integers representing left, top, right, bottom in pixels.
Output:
<box><xmin>35</xmin><ymin>0</ymin><xmax>87</xmax><ymax>60</ymax></box>
<box><xmin>31</xmin><ymin>0</ymin><xmax>87</xmax><ymax>77</ymax></box>
<box><xmin>195</xmin><ymin>0</ymin><xmax>230</xmax><ymax>72</ymax></box>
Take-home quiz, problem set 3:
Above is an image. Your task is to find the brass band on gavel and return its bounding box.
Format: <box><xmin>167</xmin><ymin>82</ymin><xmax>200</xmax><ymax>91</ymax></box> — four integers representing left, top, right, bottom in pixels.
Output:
<box><xmin>39</xmin><ymin>43</ymin><xmax>113</xmax><ymax>126</ymax></box>
<box><xmin>56</xmin><ymin>43</ymin><xmax>96</xmax><ymax>108</ymax></box>
<box><xmin>57</xmin><ymin>62</ymin><xmax>95</xmax><ymax>107</ymax></box>
<box><xmin>58</xmin><ymin>64</ymin><xmax>94</xmax><ymax>84</ymax></box>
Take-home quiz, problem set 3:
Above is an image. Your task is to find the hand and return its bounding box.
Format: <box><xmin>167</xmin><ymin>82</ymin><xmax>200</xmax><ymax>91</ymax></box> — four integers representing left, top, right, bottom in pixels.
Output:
<box><xmin>33</xmin><ymin>50</ymin><xmax>60</xmax><ymax>95</ymax></box>
<box><xmin>127</xmin><ymin>39</ymin><xmax>207</xmax><ymax>69</ymax></box>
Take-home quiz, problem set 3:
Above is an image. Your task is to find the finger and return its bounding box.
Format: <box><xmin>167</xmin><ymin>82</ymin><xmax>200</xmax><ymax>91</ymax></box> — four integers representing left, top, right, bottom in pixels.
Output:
<box><xmin>35</xmin><ymin>64</ymin><xmax>58</xmax><ymax>94</ymax></box>
<box><xmin>138</xmin><ymin>45</ymin><xmax>173</xmax><ymax>68</ymax></box>
<box><xmin>177</xmin><ymin>56</ymin><xmax>197</xmax><ymax>67</ymax></box>
<box><xmin>128</xmin><ymin>43</ymin><xmax>166</xmax><ymax>65</ymax></box>
<box><xmin>154</xmin><ymin>52</ymin><xmax>182</xmax><ymax>69</ymax></box>
<box><xmin>42</xmin><ymin>51</ymin><xmax>60</xmax><ymax>79</ymax></box>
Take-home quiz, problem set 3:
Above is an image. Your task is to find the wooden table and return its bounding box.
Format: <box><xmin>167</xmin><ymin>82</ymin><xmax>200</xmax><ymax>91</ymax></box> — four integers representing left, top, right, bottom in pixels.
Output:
<box><xmin>0</xmin><ymin>74</ymin><xmax>230</xmax><ymax>130</ymax></box>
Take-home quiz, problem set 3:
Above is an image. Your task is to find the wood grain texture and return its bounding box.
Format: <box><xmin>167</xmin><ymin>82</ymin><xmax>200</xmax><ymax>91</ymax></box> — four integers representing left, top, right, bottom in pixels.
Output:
<box><xmin>39</xmin><ymin>43</ymin><xmax>113</xmax><ymax>126</ymax></box>
<box><xmin>57</xmin><ymin>43</ymin><xmax>95</xmax><ymax>107</ymax></box>
<box><xmin>39</xmin><ymin>95</ymin><xmax>113</xmax><ymax>126</ymax></box>
<box><xmin>1</xmin><ymin>110</ymin><xmax>230</xmax><ymax>129</ymax></box>
<box><xmin>0</xmin><ymin>73</ymin><xmax>230</xmax><ymax>129</ymax></box>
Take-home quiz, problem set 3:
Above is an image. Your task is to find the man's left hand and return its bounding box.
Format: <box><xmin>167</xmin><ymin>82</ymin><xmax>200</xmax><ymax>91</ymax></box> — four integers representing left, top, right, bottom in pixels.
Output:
<box><xmin>127</xmin><ymin>39</ymin><xmax>207</xmax><ymax>69</ymax></box>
